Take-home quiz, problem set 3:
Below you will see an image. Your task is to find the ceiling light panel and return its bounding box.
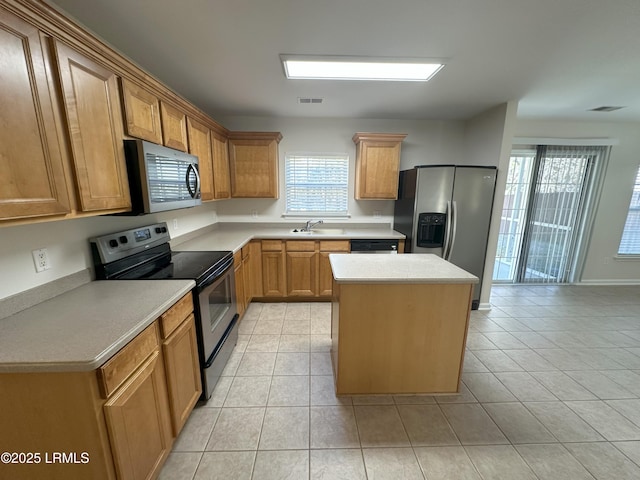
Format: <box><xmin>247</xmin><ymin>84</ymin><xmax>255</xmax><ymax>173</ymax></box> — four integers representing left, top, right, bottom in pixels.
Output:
<box><xmin>281</xmin><ymin>56</ymin><xmax>444</xmax><ymax>82</ymax></box>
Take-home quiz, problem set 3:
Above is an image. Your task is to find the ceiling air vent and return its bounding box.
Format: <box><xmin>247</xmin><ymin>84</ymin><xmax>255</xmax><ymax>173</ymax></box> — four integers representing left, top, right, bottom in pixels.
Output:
<box><xmin>298</xmin><ymin>97</ymin><xmax>324</xmax><ymax>104</ymax></box>
<box><xmin>589</xmin><ymin>106</ymin><xmax>625</xmax><ymax>112</ymax></box>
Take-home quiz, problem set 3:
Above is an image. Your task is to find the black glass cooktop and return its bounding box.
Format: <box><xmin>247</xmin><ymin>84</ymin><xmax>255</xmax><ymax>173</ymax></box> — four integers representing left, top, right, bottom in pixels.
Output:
<box><xmin>111</xmin><ymin>246</ymin><xmax>232</xmax><ymax>285</ymax></box>
<box><xmin>151</xmin><ymin>250</ymin><xmax>232</xmax><ymax>281</ymax></box>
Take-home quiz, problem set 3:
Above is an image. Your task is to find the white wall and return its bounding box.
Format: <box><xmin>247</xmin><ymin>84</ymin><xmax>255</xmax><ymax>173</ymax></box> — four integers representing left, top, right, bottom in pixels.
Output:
<box><xmin>462</xmin><ymin>102</ymin><xmax>519</xmax><ymax>307</ymax></box>
<box><xmin>216</xmin><ymin>116</ymin><xmax>466</xmax><ymax>224</ymax></box>
<box><xmin>0</xmin><ymin>203</ymin><xmax>219</xmax><ymax>301</ymax></box>
<box><xmin>514</xmin><ymin>119</ymin><xmax>640</xmax><ymax>284</ymax></box>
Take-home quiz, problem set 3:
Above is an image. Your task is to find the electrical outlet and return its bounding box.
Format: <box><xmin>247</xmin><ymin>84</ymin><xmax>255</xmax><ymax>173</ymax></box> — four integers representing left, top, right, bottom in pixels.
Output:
<box><xmin>172</xmin><ymin>218</ymin><xmax>179</xmax><ymax>230</ymax></box>
<box><xmin>373</xmin><ymin>210</ymin><xmax>381</xmax><ymax>218</ymax></box>
<box><xmin>251</xmin><ymin>210</ymin><xmax>258</xmax><ymax>219</ymax></box>
<box><xmin>32</xmin><ymin>248</ymin><xmax>50</xmax><ymax>273</ymax></box>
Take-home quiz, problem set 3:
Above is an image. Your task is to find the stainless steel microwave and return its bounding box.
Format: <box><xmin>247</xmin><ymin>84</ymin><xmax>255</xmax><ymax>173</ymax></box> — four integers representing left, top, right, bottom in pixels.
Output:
<box><xmin>123</xmin><ymin>139</ymin><xmax>202</xmax><ymax>214</ymax></box>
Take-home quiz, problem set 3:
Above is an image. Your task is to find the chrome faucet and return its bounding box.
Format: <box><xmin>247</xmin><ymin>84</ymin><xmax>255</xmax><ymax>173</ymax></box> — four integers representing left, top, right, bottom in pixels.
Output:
<box><xmin>303</xmin><ymin>219</ymin><xmax>323</xmax><ymax>232</ymax></box>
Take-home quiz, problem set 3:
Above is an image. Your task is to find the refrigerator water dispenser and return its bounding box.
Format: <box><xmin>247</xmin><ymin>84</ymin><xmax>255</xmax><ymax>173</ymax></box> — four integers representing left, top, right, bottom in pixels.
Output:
<box><xmin>417</xmin><ymin>213</ymin><xmax>446</xmax><ymax>248</ymax></box>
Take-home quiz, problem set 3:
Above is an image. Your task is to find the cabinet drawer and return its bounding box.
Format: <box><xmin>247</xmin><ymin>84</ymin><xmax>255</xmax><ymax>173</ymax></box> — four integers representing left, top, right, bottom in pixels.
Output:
<box><xmin>262</xmin><ymin>240</ymin><xmax>283</xmax><ymax>251</ymax></box>
<box><xmin>99</xmin><ymin>322</ymin><xmax>159</xmax><ymax>398</ymax></box>
<box><xmin>233</xmin><ymin>250</ymin><xmax>243</xmax><ymax>266</ymax></box>
<box><xmin>286</xmin><ymin>240</ymin><xmax>316</xmax><ymax>252</ymax></box>
<box><xmin>319</xmin><ymin>240</ymin><xmax>350</xmax><ymax>252</ymax></box>
<box><xmin>242</xmin><ymin>244</ymin><xmax>251</xmax><ymax>259</ymax></box>
<box><xmin>160</xmin><ymin>293</ymin><xmax>194</xmax><ymax>339</ymax></box>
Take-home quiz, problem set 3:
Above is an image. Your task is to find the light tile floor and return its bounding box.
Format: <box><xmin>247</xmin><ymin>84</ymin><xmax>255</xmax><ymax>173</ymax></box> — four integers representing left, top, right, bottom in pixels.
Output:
<box><xmin>159</xmin><ymin>285</ymin><xmax>640</xmax><ymax>479</ymax></box>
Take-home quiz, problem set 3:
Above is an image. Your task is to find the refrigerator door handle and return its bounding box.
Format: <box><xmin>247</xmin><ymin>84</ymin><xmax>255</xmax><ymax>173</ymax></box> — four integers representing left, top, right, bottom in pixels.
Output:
<box><xmin>446</xmin><ymin>200</ymin><xmax>458</xmax><ymax>260</ymax></box>
<box><xmin>443</xmin><ymin>200</ymin><xmax>452</xmax><ymax>259</ymax></box>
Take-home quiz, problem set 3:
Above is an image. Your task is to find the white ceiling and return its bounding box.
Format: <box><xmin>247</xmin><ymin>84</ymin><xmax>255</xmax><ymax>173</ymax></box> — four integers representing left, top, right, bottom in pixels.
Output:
<box><xmin>47</xmin><ymin>0</ymin><xmax>640</xmax><ymax>122</ymax></box>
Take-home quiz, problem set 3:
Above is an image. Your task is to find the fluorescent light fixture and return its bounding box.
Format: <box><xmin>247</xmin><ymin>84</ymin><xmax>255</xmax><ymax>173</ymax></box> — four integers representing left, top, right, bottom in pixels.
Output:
<box><xmin>281</xmin><ymin>55</ymin><xmax>444</xmax><ymax>81</ymax></box>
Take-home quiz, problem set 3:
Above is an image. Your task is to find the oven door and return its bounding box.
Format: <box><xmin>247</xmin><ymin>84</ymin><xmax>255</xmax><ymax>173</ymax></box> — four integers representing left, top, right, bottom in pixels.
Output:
<box><xmin>197</xmin><ymin>262</ymin><xmax>238</xmax><ymax>398</ymax></box>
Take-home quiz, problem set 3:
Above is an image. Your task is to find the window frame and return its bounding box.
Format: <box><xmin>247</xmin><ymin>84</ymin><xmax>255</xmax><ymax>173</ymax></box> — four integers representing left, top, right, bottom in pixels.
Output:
<box><xmin>283</xmin><ymin>152</ymin><xmax>350</xmax><ymax>217</ymax></box>
<box><xmin>617</xmin><ymin>164</ymin><xmax>640</xmax><ymax>256</ymax></box>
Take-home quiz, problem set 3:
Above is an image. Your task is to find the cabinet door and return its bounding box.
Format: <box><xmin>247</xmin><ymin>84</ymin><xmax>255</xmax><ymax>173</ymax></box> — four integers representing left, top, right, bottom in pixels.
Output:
<box><xmin>353</xmin><ymin>133</ymin><xmax>406</xmax><ymax>200</ymax></box>
<box><xmin>162</xmin><ymin>314</ymin><xmax>202</xmax><ymax>436</ymax></box>
<box><xmin>0</xmin><ymin>10</ymin><xmax>70</xmax><ymax>221</ymax></box>
<box><xmin>319</xmin><ymin>241</ymin><xmax>350</xmax><ymax>297</ymax></box>
<box><xmin>234</xmin><ymin>251</ymin><xmax>246</xmax><ymax>316</ymax></box>
<box><xmin>286</xmin><ymin>251</ymin><xmax>317</xmax><ymax>296</ymax></box>
<box><xmin>54</xmin><ymin>41</ymin><xmax>131</xmax><ymax>212</ymax></box>
<box><xmin>249</xmin><ymin>240</ymin><xmax>263</xmax><ymax>297</ymax></box>
<box><xmin>160</xmin><ymin>101</ymin><xmax>188</xmax><ymax>152</ymax></box>
<box><xmin>211</xmin><ymin>130</ymin><xmax>231</xmax><ymax>199</ymax></box>
<box><xmin>120</xmin><ymin>78</ymin><xmax>163</xmax><ymax>144</ymax></box>
<box><xmin>104</xmin><ymin>350</ymin><xmax>172</xmax><ymax>480</ymax></box>
<box><xmin>241</xmin><ymin>245</ymin><xmax>253</xmax><ymax>305</ymax></box>
<box><xmin>261</xmin><ymin>251</ymin><xmax>286</xmax><ymax>297</ymax></box>
<box><xmin>187</xmin><ymin>118</ymin><xmax>214</xmax><ymax>201</ymax></box>
<box><xmin>228</xmin><ymin>133</ymin><xmax>282</xmax><ymax>198</ymax></box>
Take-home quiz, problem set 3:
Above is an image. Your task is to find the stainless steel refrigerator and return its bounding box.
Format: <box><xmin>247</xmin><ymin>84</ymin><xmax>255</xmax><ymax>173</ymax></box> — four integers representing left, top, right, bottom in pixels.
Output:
<box><xmin>393</xmin><ymin>165</ymin><xmax>497</xmax><ymax>309</ymax></box>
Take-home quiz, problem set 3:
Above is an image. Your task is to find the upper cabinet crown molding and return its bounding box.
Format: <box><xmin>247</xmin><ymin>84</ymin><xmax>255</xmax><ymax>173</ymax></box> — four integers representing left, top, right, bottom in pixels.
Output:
<box><xmin>353</xmin><ymin>132</ymin><xmax>407</xmax><ymax>200</ymax></box>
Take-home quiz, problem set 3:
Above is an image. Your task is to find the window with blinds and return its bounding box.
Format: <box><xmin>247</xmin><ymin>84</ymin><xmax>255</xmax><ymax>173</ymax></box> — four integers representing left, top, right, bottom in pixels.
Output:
<box><xmin>618</xmin><ymin>166</ymin><xmax>640</xmax><ymax>255</ymax></box>
<box><xmin>285</xmin><ymin>154</ymin><xmax>349</xmax><ymax>215</ymax></box>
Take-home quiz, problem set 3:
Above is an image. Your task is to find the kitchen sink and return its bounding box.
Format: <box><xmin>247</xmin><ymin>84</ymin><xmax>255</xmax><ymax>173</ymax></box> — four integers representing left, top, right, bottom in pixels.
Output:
<box><xmin>290</xmin><ymin>228</ymin><xmax>345</xmax><ymax>235</ymax></box>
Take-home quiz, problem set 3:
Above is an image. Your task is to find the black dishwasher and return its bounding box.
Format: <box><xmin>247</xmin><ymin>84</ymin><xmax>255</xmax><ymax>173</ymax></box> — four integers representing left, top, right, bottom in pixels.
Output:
<box><xmin>350</xmin><ymin>239</ymin><xmax>399</xmax><ymax>253</ymax></box>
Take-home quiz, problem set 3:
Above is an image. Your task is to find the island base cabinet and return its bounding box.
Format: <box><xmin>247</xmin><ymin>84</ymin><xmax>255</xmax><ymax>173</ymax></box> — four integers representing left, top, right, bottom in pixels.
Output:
<box><xmin>331</xmin><ymin>282</ymin><xmax>473</xmax><ymax>395</ymax></box>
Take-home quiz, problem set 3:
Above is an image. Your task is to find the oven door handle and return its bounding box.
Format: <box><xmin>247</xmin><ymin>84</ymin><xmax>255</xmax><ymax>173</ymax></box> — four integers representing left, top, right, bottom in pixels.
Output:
<box><xmin>204</xmin><ymin>313</ymin><xmax>239</xmax><ymax>369</ymax></box>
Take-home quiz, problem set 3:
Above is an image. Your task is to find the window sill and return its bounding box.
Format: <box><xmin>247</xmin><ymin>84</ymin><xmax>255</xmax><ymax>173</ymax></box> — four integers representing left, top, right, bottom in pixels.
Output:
<box><xmin>614</xmin><ymin>255</ymin><xmax>640</xmax><ymax>261</ymax></box>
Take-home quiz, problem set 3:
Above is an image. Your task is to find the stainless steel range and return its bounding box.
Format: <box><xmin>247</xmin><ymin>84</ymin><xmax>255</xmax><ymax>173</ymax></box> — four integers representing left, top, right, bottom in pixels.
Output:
<box><xmin>90</xmin><ymin>222</ymin><xmax>238</xmax><ymax>400</ymax></box>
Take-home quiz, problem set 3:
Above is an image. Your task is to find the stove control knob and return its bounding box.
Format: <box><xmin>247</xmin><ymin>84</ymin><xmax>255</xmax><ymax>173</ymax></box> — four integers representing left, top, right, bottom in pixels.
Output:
<box><xmin>161</xmin><ymin>226</ymin><xmax>167</xmax><ymax>233</ymax></box>
<box><xmin>119</xmin><ymin>236</ymin><xmax>128</xmax><ymax>244</ymax></box>
<box><xmin>155</xmin><ymin>227</ymin><xmax>162</xmax><ymax>234</ymax></box>
<box><xmin>108</xmin><ymin>239</ymin><xmax>118</xmax><ymax>248</ymax></box>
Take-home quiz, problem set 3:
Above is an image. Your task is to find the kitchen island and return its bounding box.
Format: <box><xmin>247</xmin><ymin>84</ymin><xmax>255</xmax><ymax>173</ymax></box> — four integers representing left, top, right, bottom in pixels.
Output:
<box><xmin>329</xmin><ymin>254</ymin><xmax>478</xmax><ymax>395</ymax></box>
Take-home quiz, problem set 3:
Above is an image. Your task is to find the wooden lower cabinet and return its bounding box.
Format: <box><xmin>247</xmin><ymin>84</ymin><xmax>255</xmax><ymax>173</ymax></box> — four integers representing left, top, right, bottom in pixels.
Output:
<box><xmin>161</xmin><ymin>313</ymin><xmax>201</xmax><ymax>435</ymax></box>
<box><xmin>0</xmin><ymin>294</ymin><xmax>200</xmax><ymax>480</ymax></box>
<box><xmin>261</xmin><ymin>240</ymin><xmax>286</xmax><ymax>297</ymax></box>
<box><xmin>332</xmin><ymin>282</ymin><xmax>473</xmax><ymax>395</ymax></box>
<box><xmin>234</xmin><ymin>251</ymin><xmax>247</xmax><ymax>317</ymax></box>
<box><xmin>318</xmin><ymin>241</ymin><xmax>350</xmax><ymax>297</ymax></box>
<box><xmin>286</xmin><ymin>241</ymin><xmax>317</xmax><ymax>296</ymax></box>
<box><xmin>104</xmin><ymin>350</ymin><xmax>172</xmax><ymax>480</ymax></box>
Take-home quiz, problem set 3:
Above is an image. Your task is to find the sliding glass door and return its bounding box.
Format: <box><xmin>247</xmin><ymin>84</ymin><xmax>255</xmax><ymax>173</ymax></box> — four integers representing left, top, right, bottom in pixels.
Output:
<box><xmin>494</xmin><ymin>145</ymin><xmax>608</xmax><ymax>284</ymax></box>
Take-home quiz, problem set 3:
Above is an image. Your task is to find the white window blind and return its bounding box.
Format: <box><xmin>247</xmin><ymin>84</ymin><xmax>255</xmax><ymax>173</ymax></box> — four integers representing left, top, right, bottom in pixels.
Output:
<box><xmin>618</xmin><ymin>166</ymin><xmax>640</xmax><ymax>255</ymax></box>
<box><xmin>285</xmin><ymin>154</ymin><xmax>349</xmax><ymax>215</ymax></box>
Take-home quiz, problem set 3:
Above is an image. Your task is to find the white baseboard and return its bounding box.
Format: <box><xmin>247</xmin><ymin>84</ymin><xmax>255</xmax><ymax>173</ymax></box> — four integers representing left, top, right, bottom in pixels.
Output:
<box><xmin>577</xmin><ymin>279</ymin><xmax>640</xmax><ymax>285</ymax></box>
<box><xmin>477</xmin><ymin>303</ymin><xmax>492</xmax><ymax>311</ymax></box>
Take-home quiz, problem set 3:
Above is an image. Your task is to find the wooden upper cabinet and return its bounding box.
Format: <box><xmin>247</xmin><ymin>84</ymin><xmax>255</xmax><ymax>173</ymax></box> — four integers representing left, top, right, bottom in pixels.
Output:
<box><xmin>53</xmin><ymin>40</ymin><xmax>131</xmax><ymax>212</ymax></box>
<box><xmin>0</xmin><ymin>9</ymin><xmax>70</xmax><ymax>221</ymax></box>
<box><xmin>353</xmin><ymin>133</ymin><xmax>407</xmax><ymax>200</ymax></box>
<box><xmin>228</xmin><ymin>132</ymin><xmax>282</xmax><ymax>198</ymax></box>
<box><xmin>120</xmin><ymin>78</ymin><xmax>163</xmax><ymax>144</ymax></box>
<box><xmin>160</xmin><ymin>101</ymin><xmax>188</xmax><ymax>152</ymax></box>
<box><xmin>187</xmin><ymin>117</ymin><xmax>214</xmax><ymax>201</ymax></box>
<box><xmin>211</xmin><ymin>130</ymin><xmax>231</xmax><ymax>199</ymax></box>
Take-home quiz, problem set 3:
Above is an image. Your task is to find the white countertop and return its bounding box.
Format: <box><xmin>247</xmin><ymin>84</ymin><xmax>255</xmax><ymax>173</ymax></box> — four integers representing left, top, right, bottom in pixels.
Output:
<box><xmin>329</xmin><ymin>253</ymin><xmax>479</xmax><ymax>284</ymax></box>
<box><xmin>173</xmin><ymin>223</ymin><xmax>404</xmax><ymax>252</ymax></box>
<box><xmin>0</xmin><ymin>280</ymin><xmax>194</xmax><ymax>373</ymax></box>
